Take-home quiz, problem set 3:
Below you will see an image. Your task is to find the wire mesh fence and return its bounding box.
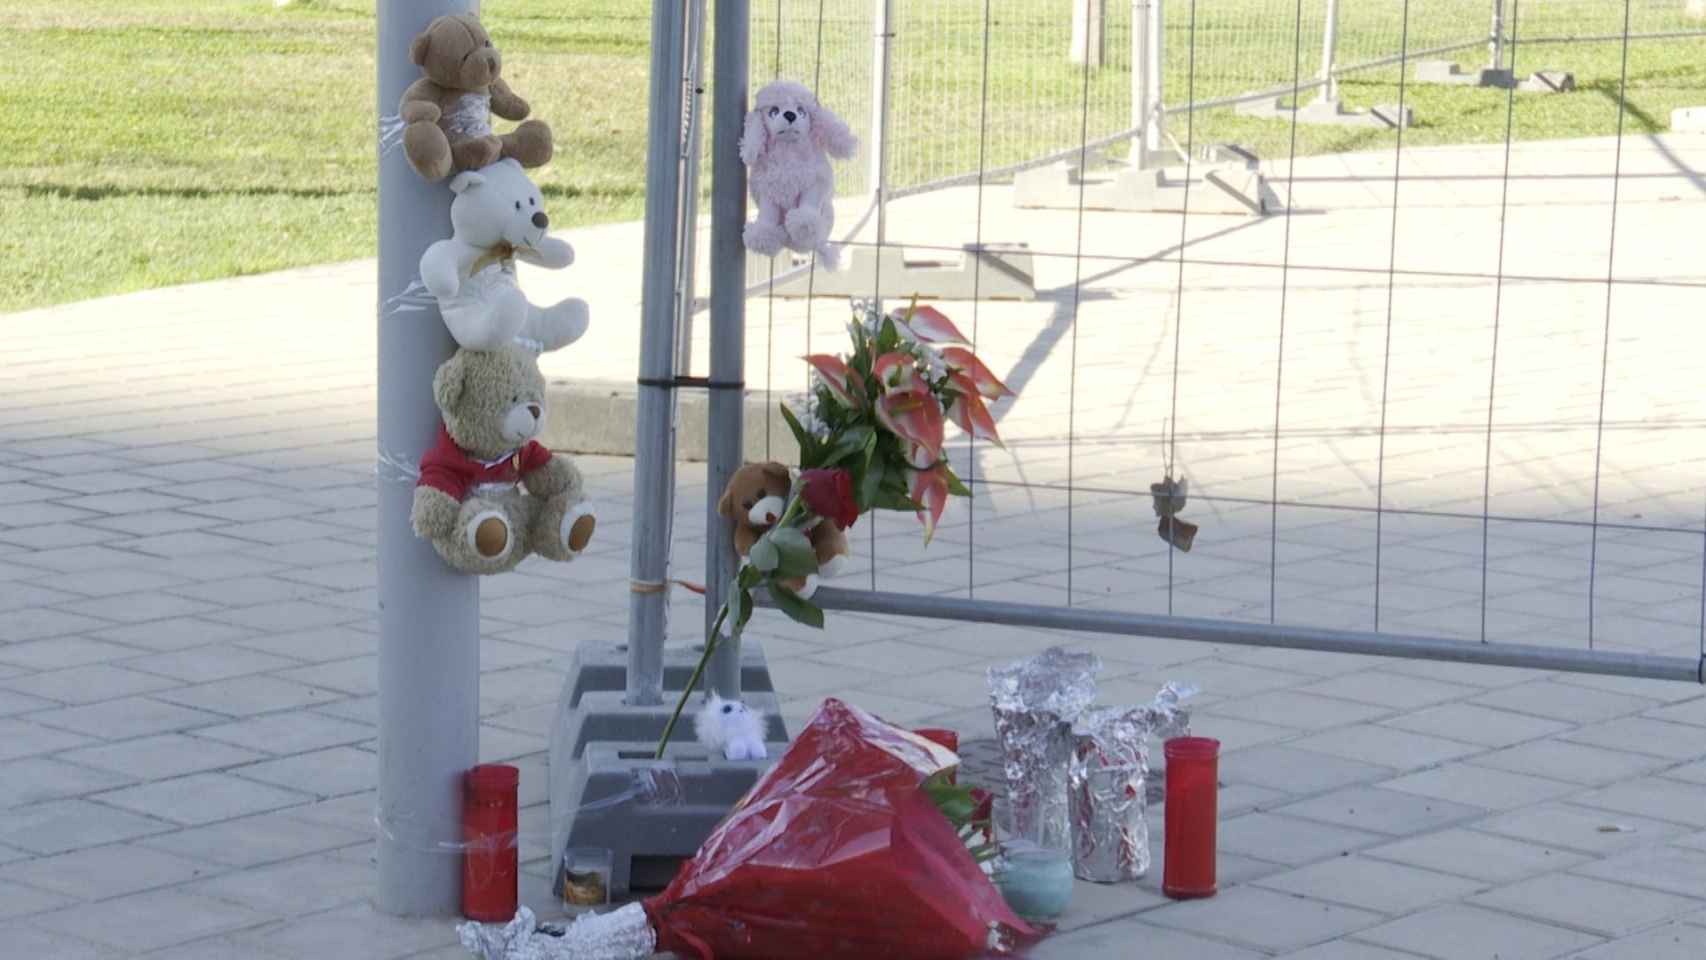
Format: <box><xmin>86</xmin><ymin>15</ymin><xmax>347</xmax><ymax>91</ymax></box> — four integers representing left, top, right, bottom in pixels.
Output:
<box><xmin>707</xmin><ymin>0</ymin><xmax>1706</xmax><ymax>682</ymax></box>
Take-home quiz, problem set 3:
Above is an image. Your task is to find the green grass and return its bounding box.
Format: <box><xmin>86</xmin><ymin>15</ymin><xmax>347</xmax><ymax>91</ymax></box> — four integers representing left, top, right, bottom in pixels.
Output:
<box><xmin>1</xmin><ymin>0</ymin><xmax>1700</xmax><ymax>310</ymax></box>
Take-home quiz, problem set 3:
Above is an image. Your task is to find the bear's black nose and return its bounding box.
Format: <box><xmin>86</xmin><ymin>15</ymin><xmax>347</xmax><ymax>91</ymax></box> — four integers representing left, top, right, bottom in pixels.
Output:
<box><xmin>531</xmin><ymin>211</ymin><xmax>548</xmax><ymax>229</ymax></box>
<box><xmin>527</xmin><ymin>404</ymin><xmax>542</xmax><ymax>419</ymax></box>
<box><xmin>486</xmin><ymin>56</ymin><xmax>497</xmax><ymax>73</ymax></box>
<box><xmin>783</xmin><ymin>111</ymin><xmax>796</xmax><ymax>123</ymax></box>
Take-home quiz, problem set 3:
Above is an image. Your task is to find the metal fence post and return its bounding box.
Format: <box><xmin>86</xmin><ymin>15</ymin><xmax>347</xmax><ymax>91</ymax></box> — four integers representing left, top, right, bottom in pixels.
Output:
<box><xmin>375</xmin><ymin>0</ymin><xmax>481</xmax><ymax>917</ymax></box>
<box><xmin>675</xmin><ymin>0</ymin><xmax>710</xmax><ymax>376</ymax></box>
<box><xmin>1319</xmin><ymin>0</ymin><xmax>1342</xmax><ymax>104</ymax></box>
<box><xmin>869</xmin><ymin>0</ymin><xmax>893</xmax><ymax>266</ymax></box>
<box><xmin>1488</xmin><ymin>0</ymin><xmax>1506</xmax><ymax>72</ymax></box>
<box><xmin>705</xmin><ymin>0</ymin><xmax>750</xmax><ymax>700</ymax></box>
<box><xmin>1145</xmin><ymin>0</ymin><xmax>1165</xmax><ymax>156</ymax></box>
<box><xmin>1132</xmin><ymin>0</ymin><xmax>1150</xmax><ymax>168</ymax></box>
<box><xmin>628</xmin><ymin>0</ymin><xmax>691</xmax><ymax>708</ymax></box>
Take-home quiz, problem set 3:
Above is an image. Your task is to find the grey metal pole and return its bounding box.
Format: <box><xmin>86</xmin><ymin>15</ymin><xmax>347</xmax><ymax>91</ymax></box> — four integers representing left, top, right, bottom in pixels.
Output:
<box><xmin>376</xmin><ymin>0</ymin><xmax>480</xmax><ymax>917</ymax></box>
<box><xmin>1319</xmin><ymin>0</ymin><xmax>1342</xmax><ymax>103</ymax></box>
<box><xmin>1132</xmin><ymin>0</ymin><xmax>1149</xmax><ymax>169</ymax></box>
<box><xmin>1145</xmin><ymin>0</ymin><xmax>1164</xmax><ymax>155</ymax></box>
<box><xmin>1488</xmin><ymin>0</ymin><xmax>1506</xmax><ymax>72</ymax></box>
<box><xmin>869</xmin><ymin>0</ymin><xmax>893</xmax><ymax>308</ymax></box>
<box><xmin>674</xmin><ymin>0</ymin><xmax>709</xmax><ymax>376</ymax></box>
<box><xmin>798</xmin><ymin>587</ymin><xmax>1706</xmax><ymax>684</ymax></box>
<box><xmin>705</xmin><ymin>0</ymin><xmax>750</xmax><ymax>701</ymax></box>
<box><xmin>628</xmin><ymin>0</ymin><xmax>691</xmax><ymax>707</ymax></box>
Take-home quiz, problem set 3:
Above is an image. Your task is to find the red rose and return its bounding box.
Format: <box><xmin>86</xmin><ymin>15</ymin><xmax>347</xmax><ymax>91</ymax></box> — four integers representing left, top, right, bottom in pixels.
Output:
<box><xmin>969</xmin><ymin>787</ymin><xmax>995</xmax><ymax>843</ymax></box>
<box><xmin>799</xmin><ymin>468</ymin><xmax>859</xmax><ymax>530</ymax></box>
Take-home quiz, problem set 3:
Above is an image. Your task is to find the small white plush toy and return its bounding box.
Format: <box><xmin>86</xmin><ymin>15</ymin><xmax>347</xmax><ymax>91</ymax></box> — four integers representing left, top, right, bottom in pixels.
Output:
<box><xmin>694</xmin><ymin>694</ymin><xmax>768</xmax><ymax>761</ymax></box>
<box><xmin>419</xmin><ymin>158</ymin><xmax>590</xmax><ymax>354</ymax></box>
<box><xmin>740</xmin><ymin>80</ymin><xmax>858</xmax><ymax>269</ymax></box>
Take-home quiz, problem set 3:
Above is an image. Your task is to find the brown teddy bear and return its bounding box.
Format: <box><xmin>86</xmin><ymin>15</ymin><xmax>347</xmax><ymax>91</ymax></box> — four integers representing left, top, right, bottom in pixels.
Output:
<box><xmin>399</xmin><ymin>13</ymin><xmax>553</xmax><ymax>182</ymax></box>
<box><xmin>411</xmin><ymin>346</ymin><xmax>594</xmax><ymax>575</ymax></box>
<box><xmin>717</xmin><ymin>462</ymin><xmax>848</xmax><ymax>595</ymax></box>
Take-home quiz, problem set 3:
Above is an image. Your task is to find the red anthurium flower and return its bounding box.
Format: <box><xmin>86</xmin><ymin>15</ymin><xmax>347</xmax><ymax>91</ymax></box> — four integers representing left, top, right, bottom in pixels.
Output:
<box><xmin>945</xmin><ymin>382</ymin><xmax>1003</xmax><ymax>447</ymax></box>
<box><xmin>805</xmin><ymin>354</ymin><xmax>862</xmax><ymax>408</ymax></box>
<box><xmin>908</xmin><ymin>464</ymin><xmax>951</xmax><ymax>543</ymax></box>
<box><xmin>799</xmin><ymin>468</ymin><xmax>859</xmax><ymax>530</ymax></box>
<box><xmin>871</xmin><ymin>351</ymin><xmax>927</xmax><ymax>394</ymax></box>
<box><xmin>940</xmin><ymin>347</ymin><xmax>1014</xmax><ymax>399</ymax></box>
<box><xmin>894</xmin><ymin>304</ymin><xmax>969</xmax><ymax>345</ymax></box>
<box><xmin>878</xmin><ymin>390</ymin><xmax>946</xmax><ymax>464</ymax></box>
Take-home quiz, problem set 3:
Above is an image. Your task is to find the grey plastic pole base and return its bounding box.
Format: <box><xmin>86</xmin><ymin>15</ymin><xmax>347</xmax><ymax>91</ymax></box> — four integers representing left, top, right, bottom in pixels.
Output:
<box><xmin>549</xmin><ymin>641</ymin><xmax>789</xmax><ymax>900</ymax></box>
<box><xmin>1414</xmin><ymin>61</ymin><xmax>1575</xmax><ymax>94</ymax></box>
<box><xmin>1014</xmin><ymin>160</ymin><xmax>1282</xmax><ymax>216</ymax></box>
<box><xmin>1236</xmin><ymin>95</ymin><xmax>1415</xmax><ymax>130</ymax></box>
<box><xmin>744</xmin><ymin>244</ymin><xmax>1037</xmax><ymax>301</ymax></box>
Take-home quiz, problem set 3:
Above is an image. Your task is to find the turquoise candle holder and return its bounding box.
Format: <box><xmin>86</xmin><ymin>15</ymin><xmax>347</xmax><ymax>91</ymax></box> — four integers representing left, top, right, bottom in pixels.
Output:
<box><xmin>991</xmin><ymin>840</ymin><xmax>1074</xmax><ymax>923</ymax></box>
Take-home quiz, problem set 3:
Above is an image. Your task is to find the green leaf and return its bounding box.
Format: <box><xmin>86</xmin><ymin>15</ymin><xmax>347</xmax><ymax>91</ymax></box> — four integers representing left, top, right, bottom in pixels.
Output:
<box><xmin>747</xmin><ymin>537</ymin><xmax>780</xmax><ymax>573</ymax></box>
<box><xmin>779</xmin><ymin>405</ymin><xmax>817</xmax><ymax>465</ymax></box>
<box><xmin>767</xmin><ymin>527</ymin><xmax>819</xmax><ymax>578</ymax></box>
<box><xmin>824</xmin><ymin>426</ymin><xmax>872</xmax><ymax>467</ymax></box>
<box><xmin>769</xmin><ymin>583</ymin><xmax>825</xmax><ymax>628</ymax></box>
<box><xmin>858</xmin><ymin>458</ymin><xmax>885</xmax><ymax>511</ymax></box>
<box><xmin>943</xmin><ymin>466</ymin><xmax>973</xmax><ymax>498</ymax></box>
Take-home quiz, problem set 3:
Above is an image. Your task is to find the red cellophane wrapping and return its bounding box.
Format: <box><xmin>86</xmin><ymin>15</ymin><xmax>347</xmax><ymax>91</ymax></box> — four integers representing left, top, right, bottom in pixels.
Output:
<box><xmin>643</xmin><ymin>698</ymin><xmax>1034</xmax><ymax>959</ymax></box>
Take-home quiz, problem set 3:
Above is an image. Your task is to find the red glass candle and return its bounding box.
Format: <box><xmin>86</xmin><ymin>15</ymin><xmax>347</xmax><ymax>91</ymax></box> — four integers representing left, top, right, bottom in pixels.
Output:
<box><xmin>914</xmin><ymin>728</ymin><xmax>960</xmax><ymax>783</ymax></box>
<box><xmin>1162</xmin><ymin>736</ymin><xmax>1220</xmax><ymax>899</ymax></box>
<box><xmin>462</xmin><ymin>764</ymin><xmax>520</xmax><ymax>922</ymax></box>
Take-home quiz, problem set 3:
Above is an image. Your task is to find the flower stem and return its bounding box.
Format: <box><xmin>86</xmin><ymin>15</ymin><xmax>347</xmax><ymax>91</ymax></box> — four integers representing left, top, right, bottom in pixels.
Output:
<box><xmin>653</xmin><ymin>603</ymin><xmax>730</xmax><ymax>759</ymax></box>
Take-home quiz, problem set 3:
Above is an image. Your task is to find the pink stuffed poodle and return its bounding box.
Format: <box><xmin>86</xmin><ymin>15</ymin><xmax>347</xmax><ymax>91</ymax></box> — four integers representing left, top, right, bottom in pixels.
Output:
<box><xmin>740</xmin><ymin>80</ymin><xmax>859</xmax><ymax>269</ymax></box>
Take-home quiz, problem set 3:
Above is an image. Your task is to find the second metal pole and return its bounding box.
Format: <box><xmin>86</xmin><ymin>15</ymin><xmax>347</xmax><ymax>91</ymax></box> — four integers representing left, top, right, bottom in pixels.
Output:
<box><xmin>628</xmin><ymin>0</ymin><xmax>691</xmax><ymax>707</ymax></box>
<box><xmin>705</xmin><ymin>0</ymin><xmax>750</xmax><ymax>700</ymax></box>
<box><xmin>1319</xmin><ymin>0</ymin><xmax>1342</xmax><ymax>104</ymax></box>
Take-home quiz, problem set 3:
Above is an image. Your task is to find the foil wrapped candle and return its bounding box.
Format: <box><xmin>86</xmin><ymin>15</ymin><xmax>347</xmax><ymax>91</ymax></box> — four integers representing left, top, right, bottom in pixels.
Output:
<box><xmin>988</xmin><ymin>647</ymin><xmax>1102</xmax><ymax>850</ymax></box>
<box><xmin>1067</xmin><ymin>682</ymin><xmax>1194</xmax><ymax>883</ymax></box>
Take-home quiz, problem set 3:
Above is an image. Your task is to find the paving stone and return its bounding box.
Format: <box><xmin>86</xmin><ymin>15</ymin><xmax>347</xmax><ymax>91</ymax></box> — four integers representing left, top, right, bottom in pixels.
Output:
<box><xmin>1218</xmin><ymin>812</ymin><xmax>1388</xmax><ymax>865</ymax></box>
<box><xmin>1145</xmin><ymin>885</ymin><xmax>1383</xmax><ymax>953</ymax></box>
<box><xmin>1574</xmin><ymin>844</ymin><xmax>1706</xmax><ymax>900</ymax></box>
<box><xmin>0</xmin><ymin>844</ymin><xmax>218</xmax><ymax>901</ymax></box>
<box><xmin>1645</xmin><ymin>697</ymin><xmax>1706</xmax><ymax>728</ymax></box>
<box><xmin>1561</xmin><ymin>717</ymin><xmax>1706</xmax><ymax>761</ymax></box>
<box><xmin>273</xmin><ymin>655</ymin><xmax>378</xmax><ymax>696</ymax></box>
<box><xmin>0</xmin><ymin>878</ymin><xmax>80</xmax><ymax>920</ymax></box>
<box><xmin>0</xmin><ymin>580</ymin><xmax>83</xmax><ymax>614</ymax></box>
<box><xmin>194</xmin><ymin>711</ymin><xmax>372</xmax><ymax>755</ymax></box>
<box><xmin>1477</xmin><ymin>803</ymin><xmax>1690</xmax><ymax>855</ymax></box>
<box><xmin>61</xmin><ymin>490</ymin><xmax>194</xmax><ymax>515</ymax></box>
<box><xmin>155</xmin><ymin>675</ymin><xmax>340</xmax><ymax>717</ymax></box>
<box><xmin>1220</xmin><ymin>744</ymin><xmax>1397</xmax><ymax>796</ymax></box>
<box><xmin>0</xmin><ymin>756</ymin><xmax>135</xmax><ymax>808</ymax></box>
<box><xmin>1569</xmin><ymin>923</ymin><xmax>1706</xmax><ymax>959</ymax></box>
<box><xmin>1201</xmin><ymin>689</ymin><xmax>1394</xmax><ymax>731</ymax></box>
<box><xmin>1383</xmin><ymin>763</ymin><xmax>1578</xmax><ymax>810</ymax></box>
<box><xmin>58</xmin><ymin>590</ymin><xmax>226</xmax><ymax>626</ymax></box>
<box><xmin>124</xmin><ymin>645</ymin><xmax>297</xmax><ymax>684</ymax></box>
<box><xmin>1472</xmin><ymin>681</ymin><xmax>1659</xmax><ymax>724</ymax></box>
<box><xmin>45</xmin><ymin>568</ymin><xmax>186</xmax><ymax>598</ymax></box>
<box><xmin>1383</xmin><ymin>702</ymin><xmax>1574</xmax><ymax>748</ymax></box>
<box><xmin>63</xmin><ymin>733</ymin><xmax>268</xmax><ymax>780</ymax></box>
<box><xmin>1469</xmin><ymin>738</ymin><xmax>1673</xmax><ymax>786</ymax></box>
<box><xmin>166</xmin><ymin>575</ymin><xmax>331</xmax><ymax>608</ymax></box>
<box><xmin>1358</xmin><ymin>903</ymin><xmax>1602</xmax><ymax>959</ymax></box>
<box><xmin>233</xmin><ymin>746</ymin><xmax>374</xmax><ymax>798</ymax></box>
<box><xmin>0</xmin><ymin>718</ymin><xmax>95</xmax><ymax>761</ymax></box>
<box><xmin>32</xmin><ymin>888</ymin><xmax>271</xmax><ymax>953</ymax></box>
<box><xmin>1276</xmin><ymin>786</ymin><xmax>1487</xmax><ymax>837</ymax></box>
<box><xmin>0</xmin><ymin>522</ymin><xmax>118</xmax><ymax>550</ymax></box>
<box><xmin>0</xmin><ymin>606</ymin><xmax>114</xmax><ymax>642</ymax></box>
<box><xmin>204</xmin><ymin>599</ymin><xmax>365</xmax><ymax>632</ymax></box>
<box><xmin>1472</xmin><ymin>872</ymin><xmax>1702</xmax><ymax>938</ymax></box>
<box><xmin>1300</xmin><ymin>671</ymin><xmax>1479</xmax><ymax>710</ymax></box>
<box><xmin>1288</xmin><ymin>725</ymin><xmax>1482</xmax><ymax>771</ymax></box>
<box><xmin>31</xmin><ymin>696</ymin><xmax>223</xmax><ymax>739</ymax></box>
<box><xmin>183</xmin><ymin>851</ymin><xmax>369</xmax><ymax>916</ymax></box>
<box><xmin>1277</xmin><ymin>941</ymin><xmax>1429</xmax><ymax>960</ymax></box>
<box><xmin>0</xmin><ymin>923</ymin><xmax>116</xmax><ymax>959</ymax></box>
<box><xmin>1032</xmin><ymin>919</ymin><xmax>1264</xmax><ymax>959</ymax></box>
<box><xmin>0</xmin><ymin>687</ymin><xmax>55</xmax><ymax>717</ymax></box>
<box><xmin>1575</xmin><ymin>778</ymin><xmax>1706</xmax><ymax>828</ymax></box>
<box><xmin>229</xmin><ymin>902</ymin><xmax>454</xmax><ymax>960</ymax></box>
<box><xmin>84</xmin><ymin>510</ymin><xmax>222</xmax><ymax>537</ymax></box>
<box><xmin>0</xmin><ymin>799</ymin><xmax>174</xmax><ymax>855</ymax></box>
<box><xmin>0</xmin><ymin>501</ymin><xmax>102</xmax><ymax>528</ymax></box>
<box><xmin>87</xmin><ymin>616</ymin><xmax>258</xmax><ymax>653</ymax></box>
<box><xmin>1</xmin><ymin>664</ymin><xmax>179</xmax><ymax>705</ymax></box>
<box><xmin>1366</xmin><ymin>828</ymin><xmax>1588</xmax><ymax>883</ymax></box>
<box><xmin>0</xmin><ymin>636</ymin><xmax>139</xmax><ymax>671</ymax></box>
<box><xmin>137</xmin><ymin>809</ymin><xmax>369</xmax><ymax>869</ymax></box>
<box><xmin>97</xmin><ymin>772</ymin><xmax>310</xmax><ymax>826</ymax></box>
<box><xmin>1256</xmin><ymin>856</ymin><xmax>1487</xmax><ymax>915</ymax></box>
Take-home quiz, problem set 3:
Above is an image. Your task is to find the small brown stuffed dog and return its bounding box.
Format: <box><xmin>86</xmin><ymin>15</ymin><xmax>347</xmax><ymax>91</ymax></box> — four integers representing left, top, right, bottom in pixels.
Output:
<box><xmin>399</xmin><ymin>14</ymin><xmax>553</xmax><ymax>182</ymax></box>
<box><xmin>718</xmin><ymin>462</ymin><xmax>848</xmax><ymax>594</ymax></box>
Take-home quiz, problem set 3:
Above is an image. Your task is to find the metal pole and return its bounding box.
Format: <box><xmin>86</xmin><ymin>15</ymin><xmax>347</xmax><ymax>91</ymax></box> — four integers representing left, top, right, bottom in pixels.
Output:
<box><xmin>798</xmin><ymin>587</ymin><xmax>1706</xmax><ymax>684</ymax></box>
<box><xmin>869</xmin><ymin>0</ymin><xmax>893</xmax><ymax>257</ymax></box>
<box><xmin>705</xmin><ymin>0</ymin><xmax>750</xmax><ymax>701</ymax></box>
<box><xmin>628</xmin><ymin>0</ymin><xmax>691</xmax><ymax>707</ymax></box>
<box><xmin>1319</xmin><ymin>0</ymin><xmax>1341</xmax><ymax>103</ymax></box>
<box><xmin>376</xmin><ymin>0</ymin><xmax>480</xmax><ymax>917</ymax></box>
<box><xmin>1132</xmin><ymin>0</ymin><xmax>1150</xmax><ymax>169</ymax></box>
<box><xmin>1145</xmin><ymin>0</ymin><xmax>1164</xmax><ymax>155</ymax></box>
<box><xmin>675</xmin><ymin>0</ymin><xmax>709</xmax><ymax>376</ymax></box>
<box><xmin>1489</xmin><ymin>0</ymin><xmax>1505</xmax><ymax>72</ymax></box>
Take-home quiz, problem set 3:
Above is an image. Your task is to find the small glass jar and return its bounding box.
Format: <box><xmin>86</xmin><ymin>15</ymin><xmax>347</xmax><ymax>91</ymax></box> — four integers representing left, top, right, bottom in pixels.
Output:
<box><xmin>560</xmin><ymin>847</ymin><xmax>613</xmax><ymax>915</ymax></box>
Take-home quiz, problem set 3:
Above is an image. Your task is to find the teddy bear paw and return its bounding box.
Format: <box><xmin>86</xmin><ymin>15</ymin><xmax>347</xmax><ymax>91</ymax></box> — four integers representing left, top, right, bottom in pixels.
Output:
<box><xmin>743</xmin><ymin>221</ymin><xmax>786</xmax><ymax>256</ymax></box>
<box><xmin>561</xmin><ymin>503</ymin><xmax>596</xmax><ymax>557</ymax></box>
<box><xmin>784</xmin><ymin>208</ymin><xmax>824</xmax><ymax>249</ymax></box>
<box><xmin>817</xmin><ymin>554</ymin><xmax>848</xmax><ymax>580</ymax></box>
<box><xmin>467</xmin><ymin>509</ymin><xmax>514</xmax><ymax>561</ymax></box>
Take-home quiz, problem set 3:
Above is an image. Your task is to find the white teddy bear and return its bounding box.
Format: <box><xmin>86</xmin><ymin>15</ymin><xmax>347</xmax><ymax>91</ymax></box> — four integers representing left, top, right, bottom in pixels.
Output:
<box><xmin>694</xmin><ymin>694</ymin><xmax>768</xmax><ymax>761</ymax></box>
<box><xmin>419</xmin><ymin>158</ymin><xmax>589</xmax><ymax>354</ymax></box>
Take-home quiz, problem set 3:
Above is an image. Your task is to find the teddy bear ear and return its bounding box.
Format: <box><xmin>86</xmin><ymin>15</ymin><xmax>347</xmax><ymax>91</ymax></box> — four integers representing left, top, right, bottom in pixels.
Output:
<box><xmin>431</xmin><ymin>353</ymin><xmax>467</xmax><ymax>412</ymax></box>
<box><xmin>410</xmin><ymin>29</ymin><xmax>432</xmax><ymax>66</ymax></box>
<box><xmin>760</xmin><ymin>462</ymin><xmax>791</xmax><ymax>485</ymax></box>
<box><xmin>716</xmin><ymin>482</ymin><xmax>737</xmax><ymax>519</ymax></box>
<box><xmin>447</xmin><ymin>171</ymin><xmax>485</xmax><ymax>195</ymax></box>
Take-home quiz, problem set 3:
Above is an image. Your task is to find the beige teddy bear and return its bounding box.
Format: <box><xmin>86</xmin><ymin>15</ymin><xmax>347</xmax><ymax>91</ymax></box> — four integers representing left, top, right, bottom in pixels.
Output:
<box><xmin>399</xmin><ymin>13</ymin><xmax>553</xmax><ymax>182</ymax></box>
<box><xmin>411</xmin><ymin>347</ymin><xmax>594</xmax><ymax>574</ymax></box>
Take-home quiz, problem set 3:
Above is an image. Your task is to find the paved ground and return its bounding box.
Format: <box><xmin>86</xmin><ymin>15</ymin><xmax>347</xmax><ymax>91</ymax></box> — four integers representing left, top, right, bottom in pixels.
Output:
<box><xmin>0</xmin><ymin>134</ymin><xmax>1704</xmax><ymax>958</ymax></box>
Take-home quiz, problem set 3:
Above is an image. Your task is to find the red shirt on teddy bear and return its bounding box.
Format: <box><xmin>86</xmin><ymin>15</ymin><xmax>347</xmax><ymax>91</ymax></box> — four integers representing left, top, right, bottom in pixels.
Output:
<box><xmin>417</xmin><ymin>424</ymin><xmax>551</xmax><ymax>501</ymax></box>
